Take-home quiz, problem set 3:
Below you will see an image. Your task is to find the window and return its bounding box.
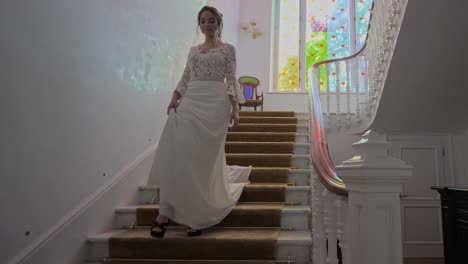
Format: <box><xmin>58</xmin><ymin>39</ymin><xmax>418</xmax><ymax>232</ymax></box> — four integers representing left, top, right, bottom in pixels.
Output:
<box><xmin>274</xmin><ymin>0</ymin><xmax>372</xmax><ymax>92</ymax></box>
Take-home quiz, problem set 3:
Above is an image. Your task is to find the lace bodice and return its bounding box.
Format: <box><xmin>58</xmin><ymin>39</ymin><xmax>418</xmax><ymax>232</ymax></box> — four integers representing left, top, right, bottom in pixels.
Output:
<box><xmin>175</xmin><ymin>43</ymin><xmax>245</xmax><ymax>103</ymax></box>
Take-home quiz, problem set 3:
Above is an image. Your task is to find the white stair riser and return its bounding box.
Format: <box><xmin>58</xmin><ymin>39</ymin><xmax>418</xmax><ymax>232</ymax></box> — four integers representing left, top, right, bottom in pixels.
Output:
<box><xmin>292</xmin><ymin>156</ymin><xmax>309</xmax><ymax>169</ymax></box>
<box><xmin>113</xmin><ymin>212</ymin><xmax>136</xmax><ymax>229</ymax></box>
<box><xmin>87</xmin><ymin>239</ymin><xmax>311</xmax><ymax>263</ymax></box>
<box><xmin>295</xmin><ymin>113</ymin><xmax>310</xmax><ymax>119</ymax></box>
<box><xmin>87</xmin><ymin>241</ymin><xmax>107</xmax><ymax>263</ymax></box>
<box><xmin>295</xmin><ymin>134</ymin><xmax>309</xmax><ymax>143</ymax></box>
<box><xmin>286</xmin><ymin>189</ymin><xmax>309</xmax><ymax>205</ymax></box>
<box><xmin>297</xmin><ymin>119</ymin><xmax>309</xmax><ymax>126</ymax></box>
<box><xmin>281</xmin><ymin>213</ymin><xmax>310</xmax><ymax>231</ymax></box>
<box><xmin>138</xmin><ymin>188</ymin><xmax>310</xmax><ymax>205</ymax></box>
<box><xmin>293</xmin><ymin>144</ymin><xmax>309</xmax><ymax>155</ymax></box>
<box><xmin>289</xmin><ymin>170</ymin><xmax>310</xmax><ymax>186</ymax></box>
<box><xmin>278</xmin><ymin>245</ymin><xmax>311</xmax><ymax>264</ymax></box>
<box><xmin>113</xmin><ymin>211</ymin><xmax>310</xmax><ymax>231</ymax></box>
<box><xmin>138</xmin><ymin>189</ymin><xmax>157</xmax><ymax>205</ymax></box>
<box><xmin>296</xmin><ymin>125</ymin><xmax>308</xmax><ymax>134</ymax></box>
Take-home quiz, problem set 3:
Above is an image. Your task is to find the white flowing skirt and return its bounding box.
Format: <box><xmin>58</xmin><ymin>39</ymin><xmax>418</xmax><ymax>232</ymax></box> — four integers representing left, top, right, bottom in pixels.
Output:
<box><xmin>147</xmin><ymin>80</ymin><xmax>251</xmax><ymax>229</ymax></box>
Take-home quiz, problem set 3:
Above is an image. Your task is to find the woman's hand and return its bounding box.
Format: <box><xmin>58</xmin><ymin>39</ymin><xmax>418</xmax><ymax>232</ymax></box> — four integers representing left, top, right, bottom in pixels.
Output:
<box><xmin>230</xmin><ymin>110</ymin><xmax>239</xmax><ymax>128</ymax></box>
<box><xmin>167</xmin><ymin>99</ymin><xmax>179</xmax><ymax>115</ymax></box>
<box><xmin>228</xmin><ymin>95</ymin><xmax>240</xmax><ymax>128</ymax></box>
<box><xmin>167</xmin><ymin>91</ymin><xmax>181</xmax><ymax>115</ymax></box>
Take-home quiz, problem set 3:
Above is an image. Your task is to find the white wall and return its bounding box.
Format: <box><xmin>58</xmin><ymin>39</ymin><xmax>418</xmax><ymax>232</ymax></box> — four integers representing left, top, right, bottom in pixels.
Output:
<box><xmin>327</xmin><ymin>132</ymin><xmax>362</xmax><ymax>165</ymax></box>
<box><xmin>372</xmin><ymin>0</ymin><xmax>468</xmax><ymax>133</ymax></box>
<box><xmin>452</xmin><ymin>129</ymin><xmax>468</xmax><ymax>187</ymax></box>
<box><xmin>262</xmin><ymin>92</ymin><xmax>309</xmax><ymax>112</ymax></box>
<box><xmin>0</xmin><ymin>0</ymin><xmax>239</xmax><ymax>263</ymax></box>
<box><xmin>237</xmin><ymin>0</ymin><xmax>273</xmax><ymax>95</ymax></box>
<box><xmin>211</xmin><ymin>0</ymin><xmax>240</xmax><ymax>45</ymax></box>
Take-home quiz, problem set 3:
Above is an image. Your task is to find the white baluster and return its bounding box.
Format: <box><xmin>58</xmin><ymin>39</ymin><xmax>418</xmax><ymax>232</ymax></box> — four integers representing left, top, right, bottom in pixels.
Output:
<box><xmin>353</xmin><ymin>58</ymin><xmax>360</xmax><ymax>122</ymax></box>
<box><xmin>317</xmin><ymin>65</ymin><xmax>322</xmax><ymax>116</ymax></box>
<box><xmin>326</xmin><ymin>64</ymin><xmax>331</xmax><ymax>132</ymax></box>
<box><xmin>313</xmin><ymin>177</ymin><xmax>327</xmax><ymax>264</ymax></box>
<box><xmin>323</xmin><ymin>190</ymin><xmax>339</xmax><ymax>264</ymax></box>
<box><xmin>311</xmin><ymin>172</ymin><xmax>320</xmax><ymax>263</ymax></box>
<box><xmin>365</xmin><ymin>57</ymin><xmax>371</xmax><ymax>118</ymax></box>
<box><xmin>336</xmin><ymin>196</ymin><xmax>350</xmax><ymax>264</ymax></box>
<box><xmin>345</xmin><ymin>60</ymin><xmax>351</xmax><ymax>128</ymax></box>
<box><xmin>311</xmin><ymin>170</ymin><xmax>328</xmax><ymax>264</ymax></box>
<box><xmin>336</xmin><ymin>62</ymin><xmax>341</xmax><ymax>130</ymax></box>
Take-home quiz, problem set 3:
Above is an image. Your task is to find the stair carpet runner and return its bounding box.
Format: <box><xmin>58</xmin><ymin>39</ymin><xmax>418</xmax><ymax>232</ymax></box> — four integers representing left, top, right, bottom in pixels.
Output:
<box><xmin>88</xmin><ymin>111</ymin><xmax>312</xmax><ymax>263</ymax></box>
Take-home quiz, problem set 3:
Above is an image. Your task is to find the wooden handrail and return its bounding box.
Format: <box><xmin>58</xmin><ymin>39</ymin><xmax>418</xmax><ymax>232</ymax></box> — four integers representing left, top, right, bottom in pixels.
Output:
<box><xmin>308</xmin><ymin>0</ymin><xmax>376</xmax><ymax>196</ymax></box>
<box><xmin>312</xmin><ymin>42</ymin><xmax>367</xmax><ymax>70</ymax></box>
<box><xmin>313</xmin><ymin>11</ymin><xmax>373</xmax><ymax>69</ymax></box>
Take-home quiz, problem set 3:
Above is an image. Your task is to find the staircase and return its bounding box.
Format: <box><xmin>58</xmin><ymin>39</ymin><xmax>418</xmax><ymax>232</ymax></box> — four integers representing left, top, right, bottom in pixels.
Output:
<box><xmin>87</xmin><ymin>111</ymin><xmax>313</xmax><ymax>263</ymax></box>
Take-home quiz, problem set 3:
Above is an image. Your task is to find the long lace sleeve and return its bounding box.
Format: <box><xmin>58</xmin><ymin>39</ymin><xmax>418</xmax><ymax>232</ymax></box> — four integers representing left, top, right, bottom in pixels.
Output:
<box><xmin>225</xmin><ymin>45</ymin><xmax>245</xmax><ymax>104</ymax></box>
<box><xmin>175</xmin><ymin>47</ymin><xmax>193</xmax><ymax>96</ymax></box>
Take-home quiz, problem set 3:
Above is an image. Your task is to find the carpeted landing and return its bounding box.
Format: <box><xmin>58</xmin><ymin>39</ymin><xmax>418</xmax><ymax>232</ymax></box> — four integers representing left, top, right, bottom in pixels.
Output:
<box><xmin>104</xmin><ymin>111</ymin><xmax>301</xmax><ymax>263</ymax></box>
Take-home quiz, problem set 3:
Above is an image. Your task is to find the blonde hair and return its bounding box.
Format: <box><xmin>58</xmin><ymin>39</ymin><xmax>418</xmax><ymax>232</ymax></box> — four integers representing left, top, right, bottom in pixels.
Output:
<box><xmin>197</xmin><ymin>5</ymin><xmax>223</xmax><ymax>41</ymax></box>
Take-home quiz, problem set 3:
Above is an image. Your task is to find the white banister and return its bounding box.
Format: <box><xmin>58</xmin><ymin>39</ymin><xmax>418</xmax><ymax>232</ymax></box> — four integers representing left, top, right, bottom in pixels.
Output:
<box><xmin>310</xmin><ymin>130</ymin><xmax>412</xmax><ymax>264</ymax></box>
<box><xmin>336</xmin><ymin>130</ymin><xmax>412</xmax><ymax>264</ymax></box>
<box><xmin>315</xmin><ymin>0</ymin><xmax>408</xmax><ymax>133</ymax></box>
<box><xmin>308</xmin><ymin>1</ymin><xmax>409</xmax><ymax>263</ymax></box>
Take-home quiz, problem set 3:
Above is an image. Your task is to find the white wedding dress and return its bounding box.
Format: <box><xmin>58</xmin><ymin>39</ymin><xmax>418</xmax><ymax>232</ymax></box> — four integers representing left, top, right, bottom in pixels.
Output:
<box><xmin>147</xmin><ymin>43</ymin><xmax>252</xmax><ymax>229</ymax></box>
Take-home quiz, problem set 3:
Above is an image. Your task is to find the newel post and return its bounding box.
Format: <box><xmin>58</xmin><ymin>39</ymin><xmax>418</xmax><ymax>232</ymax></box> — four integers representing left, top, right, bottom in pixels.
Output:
<box><xmin>336</xmin><ymin>130</ymin><xmax>412</xmax><ymax>264</ymax></box>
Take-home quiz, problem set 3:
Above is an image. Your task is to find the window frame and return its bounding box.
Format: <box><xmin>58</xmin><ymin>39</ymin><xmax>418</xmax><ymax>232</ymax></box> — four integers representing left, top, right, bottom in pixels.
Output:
<box><xmin>271</xmin><ymin>0</ymin><xmax>358</xmax><ymax>93</ymax></box>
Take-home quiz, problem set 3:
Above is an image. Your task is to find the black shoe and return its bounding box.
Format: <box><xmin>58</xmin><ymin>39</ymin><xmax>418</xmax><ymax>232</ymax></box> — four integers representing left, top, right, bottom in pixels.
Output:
<box><xmin>150</xmin><ymin>221</ymin><xmax>168</xmax><ymax>238</ymax></box>
<box><xmin>186</xmin><ymin>228</ymin><xmax>202</xmax><ymax>237</ymax></box>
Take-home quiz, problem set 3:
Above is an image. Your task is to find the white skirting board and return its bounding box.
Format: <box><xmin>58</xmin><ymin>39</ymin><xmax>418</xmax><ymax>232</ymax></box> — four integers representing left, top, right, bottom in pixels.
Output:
<box><xmin>8</xmin><ymin>144</ymin><xmax>158</xmax><ymax>264</ymax></box>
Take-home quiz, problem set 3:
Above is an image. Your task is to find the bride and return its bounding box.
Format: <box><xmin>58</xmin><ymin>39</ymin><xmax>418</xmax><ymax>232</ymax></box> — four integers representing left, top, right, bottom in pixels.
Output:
<box><xmin>147</xmin><ymin>5</ymin><xmax>251</xmax><ymax>238</ymax></box>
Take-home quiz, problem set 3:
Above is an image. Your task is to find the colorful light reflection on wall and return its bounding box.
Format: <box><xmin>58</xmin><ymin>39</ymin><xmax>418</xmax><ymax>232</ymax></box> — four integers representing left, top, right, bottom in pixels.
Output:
<box><xmin>118</xmin><ymin>0</ymin><xmax>209</xmax><ymax>92</ymax></box>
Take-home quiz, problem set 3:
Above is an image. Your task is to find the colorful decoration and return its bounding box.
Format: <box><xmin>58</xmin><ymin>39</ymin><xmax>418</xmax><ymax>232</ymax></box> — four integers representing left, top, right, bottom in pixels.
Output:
<box><xmin>277</xmin><ymin>0</ymin><xmax>372</xmax><ymax>92</ymax></box>
<box><xmin>356</xmin><ymin>0</ymin><xmax>372</xmax><ymax>50</ymax></box>
<box><xmin>278</xmin><ymin>55</ymin><xmax>299</xmax><ymax>91</ymax></box>
<box><xmin>277</xmin><ymin>0</ymin><xmax>300</xmax><ymax>91</ymax></box>
<box><xmin>241</xmin><ymin>20</ymin><xmax>263</xmax><ymax>39</ymax></box>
